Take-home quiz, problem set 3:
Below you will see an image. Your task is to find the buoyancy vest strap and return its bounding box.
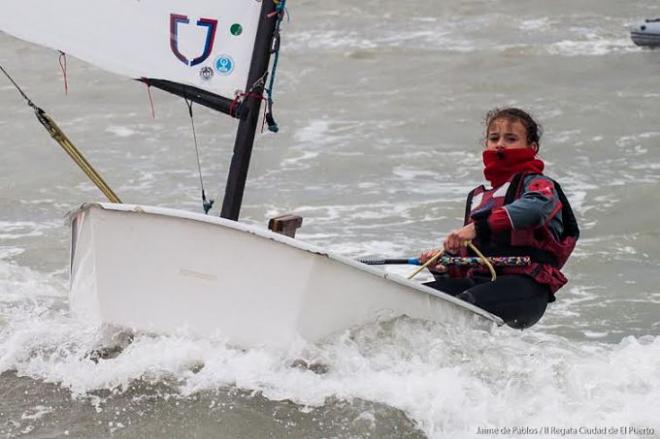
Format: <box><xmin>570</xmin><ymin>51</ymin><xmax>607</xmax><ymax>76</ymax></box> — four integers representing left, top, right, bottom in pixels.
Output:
<box><xmin>464</xmin><ymin>190</ymin><xmax>476</xmax><ymax>225</ymax></box>
<box><xmin>504</xmin><ymin>172</ymin><xmax>527</xmax><ymax>205</ymax></box>
<box><xmin>552</xmin><ymin>181</ymin><xmax>580</xmax><ymax>239</ymax></box>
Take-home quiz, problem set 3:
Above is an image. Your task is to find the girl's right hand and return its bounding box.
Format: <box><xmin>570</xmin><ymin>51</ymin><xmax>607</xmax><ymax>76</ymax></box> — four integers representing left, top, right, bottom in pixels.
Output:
<box><xmin>443</xmin><ymin>223</ymin><xmax>476</xmax><ymax>253</ymax></box>
<box><xmin>419</xmin><ymin>249</ymin><xmax>447</xmax><ymax>273</ymax></box>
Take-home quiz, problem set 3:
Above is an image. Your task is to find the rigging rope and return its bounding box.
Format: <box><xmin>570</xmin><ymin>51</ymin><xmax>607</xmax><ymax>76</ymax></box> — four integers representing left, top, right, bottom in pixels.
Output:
<box><xmin>408</xmin><ymin>249</ymin><xmax>445</xmax><ymax>279</ymax></box>
<box><xmin>0</xmin><ymin>64</ymin><xmax>121</xmax><ymax>203</ymax></box>
<box><xmin>58</xmin><ymin>52</ymin><xmax>68</xmax><ymax>95</ymax></box>
<box><xmin>467</xmin><ymin>242</ymin><xmax>497</xmax><ymax>281</ymax></box>
<box><xmin>185</xmin><ymin>99</ymin><xmax>214</xmax><ymax>214</ymax></box>
<box><xmin>227</xmin><ymin>1</ymin><xmax>288</xmax><ymax>125</ymax></box>
<box><xmin>146</xmin><ymin>84</ymin><xmax>156</xmax><ymax>119</ymax></box>
<box><xmin>227</xmin><ymin>0</ymin><xmax>287</xmax><ymax>130</ymax></box>
<box><xmin>264</xmin><ymin>0</ymin><xmax>288</xmax><ymax>133</ymax></box>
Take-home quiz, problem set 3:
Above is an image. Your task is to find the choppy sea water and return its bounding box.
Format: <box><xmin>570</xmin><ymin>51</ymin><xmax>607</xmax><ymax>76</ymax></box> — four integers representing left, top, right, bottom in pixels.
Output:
<box><xmin>2</xmin><ymin>0</ymin><xmax>660</xmax><ymax>437</ymax></box>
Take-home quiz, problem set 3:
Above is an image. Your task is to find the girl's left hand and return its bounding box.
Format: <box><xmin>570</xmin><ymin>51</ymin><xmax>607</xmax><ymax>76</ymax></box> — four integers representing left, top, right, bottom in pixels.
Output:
<box><xmin>419</xmin><ymin>249</ymin><xmax>447</xmax><ymax>273</ymax></box>
<box><xmin>443</xmin><ymin>223</ymin><xmax>476</xmax><ymax>253</ymax></box>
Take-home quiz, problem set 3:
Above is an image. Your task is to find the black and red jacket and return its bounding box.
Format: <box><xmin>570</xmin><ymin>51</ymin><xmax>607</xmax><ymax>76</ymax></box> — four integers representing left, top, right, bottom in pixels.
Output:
<box><xmin>451</xmin><ymin>172</ymin><xmax>579</xmax><ymax>296</ymax></box>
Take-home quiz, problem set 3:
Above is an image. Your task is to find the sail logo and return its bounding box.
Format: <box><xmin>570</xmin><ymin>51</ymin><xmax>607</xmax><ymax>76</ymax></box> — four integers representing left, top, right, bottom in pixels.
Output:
<box><xmin>199</xmin><ymin>67</ymin><xmax>214</xmax><ymax>81</ymax></box>
<box><xmin>214</xmin><ymin>55</ymin><xmax>234</xmax><ymax>75</ymax></box>
<box><xmin>170</xmin><ymin>14</ymin><xmax>218</xmax><ymax>67</ymax></box>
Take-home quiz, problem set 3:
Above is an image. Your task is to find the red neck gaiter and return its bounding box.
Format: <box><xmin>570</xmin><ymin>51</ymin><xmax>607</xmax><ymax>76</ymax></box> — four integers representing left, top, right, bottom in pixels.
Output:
<box><xmin>483</xmin><ymin>148</ymin><xmax>544</xmax><ymax>188</ymax></box>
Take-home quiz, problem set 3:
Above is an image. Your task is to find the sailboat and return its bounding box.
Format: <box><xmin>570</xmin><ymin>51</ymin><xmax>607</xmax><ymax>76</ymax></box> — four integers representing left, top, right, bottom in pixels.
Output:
<box><xmin>1</xmin><ymin>0</ymin><xmax>502</xmax><ymax>348</ymax></box>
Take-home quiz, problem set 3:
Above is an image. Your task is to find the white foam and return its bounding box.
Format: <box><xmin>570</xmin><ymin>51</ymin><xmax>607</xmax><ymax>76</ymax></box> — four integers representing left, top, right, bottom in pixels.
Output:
<box><xmin>340</xmin><ymin>240</ymin><xmax>410</xmax><ymax>260</ymax></box>
<box><xmin>2</xmin><ymin>273</ymin><xmax>660</xmax><ymax>439</ymax></box>
<box><xmin>105</xmin><ymin>126</ymin><xmax>136</xmax><ymax>138</ymax></box>
<box><xmin>21</xmin><ymin>405</ymin><xmax>54</xmax><ymax>421</ymax></box>
<box><xmin>0</xmin><ymin>260</ymin><xmax>64</xmax><ymax>305</ymax></box>
<box><xmin>583</xmin><ymin>330</ymin><xmax>609</xmax><ymax>339</ymax></box>
<box><xmin>0</xmin><ymin>246</ymin><xmax>25</xmax><ymax>260</ymax></box>
<box><xmin>391</xmin><ymin>166</ymin><xmax>437</xmax><ymax>181</ymax></box>
<box><xmin>280</xmin><ymin>150</ymin><xmax>320</xmax><ymax>169</ymax></box>
<box><xmin>288</xmin><ymin>31</ymin><xmax>378</xmax><ymax>51</ymax></box>
<box><xmin>0</xmin><ymin>220</ymin><xmax>59</xmax><ymax>240</ymax></box>
<box><xmin>519</xmin><ymin>18</ymin><xmax>551</xmax><ymax>31</ymax></box>
<box><xmin>293</xmin><ymin>120</ymin><xmax>333</xmax><ymax>145</ymax></box>
<box><xmin>547</xmin><ymin>38</ymin><xmax>635</xmax><ymax>56</ymax></box>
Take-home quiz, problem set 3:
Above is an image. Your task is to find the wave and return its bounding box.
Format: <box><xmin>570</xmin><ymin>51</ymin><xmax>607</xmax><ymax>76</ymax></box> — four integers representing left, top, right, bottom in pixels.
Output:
<box><xmin>1</xmin><ymin>260</ymin><xmax>659</xmax><ymax>438</ymax></box>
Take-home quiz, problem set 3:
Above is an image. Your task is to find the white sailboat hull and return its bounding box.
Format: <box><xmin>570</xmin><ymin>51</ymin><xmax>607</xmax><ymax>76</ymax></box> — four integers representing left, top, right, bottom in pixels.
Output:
<box><xmin>69</xmin><ymin>203</ymin><xmax>501</xmax><ymax>347</ymax></box>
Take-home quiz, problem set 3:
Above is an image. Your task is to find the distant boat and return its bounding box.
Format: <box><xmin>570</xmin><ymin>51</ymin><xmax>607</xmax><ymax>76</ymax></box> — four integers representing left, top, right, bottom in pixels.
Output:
<box><xmin>630</xmin><ymin>19</ymin><xmax>660</xmax><ymax>47</ymax></box>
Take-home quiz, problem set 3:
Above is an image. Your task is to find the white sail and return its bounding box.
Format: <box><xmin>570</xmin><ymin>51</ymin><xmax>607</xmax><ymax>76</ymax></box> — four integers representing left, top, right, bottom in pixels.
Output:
<box><xmin>0</xmin><ymin>0</ymin><xmax>263</xmax><ymax>99</ymax></box>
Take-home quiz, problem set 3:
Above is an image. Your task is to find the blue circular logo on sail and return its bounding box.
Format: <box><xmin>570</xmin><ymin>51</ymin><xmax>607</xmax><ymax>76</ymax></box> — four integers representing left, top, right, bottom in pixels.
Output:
<box><xmin>214</xmin><ymin>55</ymin><xmax>234</xmax><ymax>76</ymax></box>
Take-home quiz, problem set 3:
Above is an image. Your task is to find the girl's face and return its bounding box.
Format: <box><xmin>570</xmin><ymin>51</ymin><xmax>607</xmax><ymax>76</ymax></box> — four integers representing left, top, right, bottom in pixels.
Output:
<box><xmin>486</xmin><ymin>118</ymin><xmax>537</xmax><ymax>151</ymax></box>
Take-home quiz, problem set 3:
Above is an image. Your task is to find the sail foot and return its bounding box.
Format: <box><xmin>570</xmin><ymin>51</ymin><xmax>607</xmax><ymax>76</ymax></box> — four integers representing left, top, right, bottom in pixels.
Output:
<box><xmin>140</xmin><ymin>78</ymin><xmax>249</xmax><ymax>120</ymax></box>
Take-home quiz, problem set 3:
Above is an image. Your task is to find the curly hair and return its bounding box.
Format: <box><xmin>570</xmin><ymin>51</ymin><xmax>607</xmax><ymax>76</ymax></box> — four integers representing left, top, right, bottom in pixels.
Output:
<box><xmin>485</xmin><ymin>107</ymin><xmax>543</xmax><ymax>151</ymax></box>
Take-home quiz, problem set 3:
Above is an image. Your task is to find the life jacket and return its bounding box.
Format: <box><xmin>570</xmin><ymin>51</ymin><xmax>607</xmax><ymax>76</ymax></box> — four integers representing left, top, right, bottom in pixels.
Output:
<box><xmin>459</xmin><ymin>172</ymin><xmax>579</xmax><ymax>295</ymax></box>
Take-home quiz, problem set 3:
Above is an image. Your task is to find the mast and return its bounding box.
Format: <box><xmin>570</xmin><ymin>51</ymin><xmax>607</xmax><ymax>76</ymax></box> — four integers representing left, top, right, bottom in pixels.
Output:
<box><xmin>220</xmin><ymin>0</ymin><xmax>278</xmax><ymax>221</ymax></box>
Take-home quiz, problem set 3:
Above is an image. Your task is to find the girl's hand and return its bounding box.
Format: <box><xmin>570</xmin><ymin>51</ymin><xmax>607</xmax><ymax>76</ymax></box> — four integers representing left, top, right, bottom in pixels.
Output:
<box><xmin>443</xmin><ymin>223</ymin><xmax>476</xmax><ymax>253</ymax></box>
<box><xmin>419</xmin><ymin>249</ymin><xmax>446</xmax><ymax>273</ymax></box>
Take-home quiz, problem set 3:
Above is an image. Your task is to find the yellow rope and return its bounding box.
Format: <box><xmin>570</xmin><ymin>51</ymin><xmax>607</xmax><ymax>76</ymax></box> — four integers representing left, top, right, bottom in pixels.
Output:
<box><xmin>36</xmin><ymin>110</ymin><xmax>121</xmax><ymax>203</ymax></box>
<box><xmin>1</xmin><ymin>66</ymin><xmax>120</xmax><ymax>203</ymax></box>
<box><xmin>467</xmin><ymin>242</ymin><xmax>496</xmax><ymax>281</ymax></box>
<box><xmin>407</xmin><ymin>249</ymin><xmax>444</xmax><ymax>280</ymax></box>
<box><xmin>409</xmin><ymin>241</ymin><xmax>497</xmax><ymax>282</ymax></box>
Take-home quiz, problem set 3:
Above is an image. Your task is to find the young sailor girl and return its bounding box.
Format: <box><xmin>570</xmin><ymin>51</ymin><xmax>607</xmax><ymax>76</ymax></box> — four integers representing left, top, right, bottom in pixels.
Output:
<box><xmin>420</xmin><ymin>108</ymin><xmax>579</xmax><ymax>329</ymax></box>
